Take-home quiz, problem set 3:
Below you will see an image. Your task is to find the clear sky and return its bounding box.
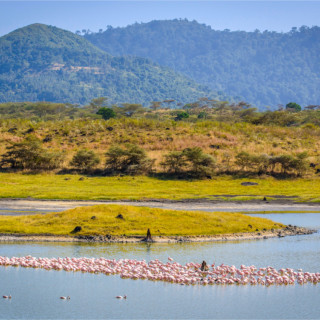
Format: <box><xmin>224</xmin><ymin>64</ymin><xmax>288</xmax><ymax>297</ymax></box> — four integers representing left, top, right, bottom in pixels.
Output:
<box><xmin>0</xmin><ymin>1</ymin><xmax>320</xmax><ymax>37</ymax></box>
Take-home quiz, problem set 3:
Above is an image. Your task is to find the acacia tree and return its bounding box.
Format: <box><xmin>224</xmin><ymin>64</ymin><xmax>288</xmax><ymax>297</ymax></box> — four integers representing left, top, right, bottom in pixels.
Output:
<box><xmin>286</xmin><ymin>102</ymin><xmax>302</xmax><ymax>112</ymax></box>
<box><xmin>160</xmin><ymin>151</ymin><xmax>186</xmax><ymax>174</ymax></box>
<box><xmin>161</xmin><ymin>147</ymin><xmax>215</xmax><ymax>178</ymax></box>
<box><xmin>0</xmin><ymin>137</ymin><xmax>62</xmax><ymax>170</ymax></box>
<box><xmin>69</xmin><ymin>149</ymin><xmax>100</xmax><ymax>171</ymax></box>
<box><xmin>119</xmin><ymin>104</ymin><xmax>144</xmax><ymax>117</ymax></box>
<box><xmin>105</xmin><ymin>144</ymin><xmax>154</xmax><ymax>175</ymax></box>
<box><xmin>96</xmin><ymin>107</ymin><xmax>116</xmax><ymax>120</ymax></box>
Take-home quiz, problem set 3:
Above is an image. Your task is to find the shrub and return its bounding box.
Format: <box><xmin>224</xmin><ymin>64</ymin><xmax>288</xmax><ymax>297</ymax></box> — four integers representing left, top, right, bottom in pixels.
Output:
<box><xmin>235</xmin><ymin>152</ymin><xmax>251</xmax><ymax>170</ymax></box>
<box><xmin>182</xmin><ymin>147</ymin><xmax>216</xmax><ymax>177</ymax></box>
<box><xmin>235</xmin><ymin>151</ymin><xmax>309</xmax><ymax>176</ymax></box>
<box><xmin>271</xmin><ymin>153</ymin><xmax>308</xmax><ymax>175</ymax></box>
<box><xmin>271</xmin><ymin>154</ymin><xmax>295</xmax><ymax>174</ymax></box>
<box><xmin>105</xmin><ymin>144</ymin><xmax>153</xmax><ymax>175</ymax></box>
<box><xmin>161</xmin><ymin>151</ymin><xmax>186</xmax><ymax>174</ymax></box>
<box><xmin>197</xmin><ymin>111</ymin><xmax>208</xmax><ymax>119</ymax></box>
<box><xmin>161</xmin><ymin>147</ymin><xmax>216</xmax><ymax>178</ymax></box>
<box><xmin>70</xmin><ymin>149</ymin><xmax>100</xmax><ymax>171</ymax></box>
<box><xmin>0</xmin><ymin>137</ymin><xmax>62</xmax><ymax>171</ymax></box>
<box><xmin>250</xmin><ymin>154</ymin><xmax>270</xmax><ymax>174</ymax></box>
<box><xmin>174</xmin><ymin>111</ymin><xmax>189</xmax><ymax>121</ymax></box>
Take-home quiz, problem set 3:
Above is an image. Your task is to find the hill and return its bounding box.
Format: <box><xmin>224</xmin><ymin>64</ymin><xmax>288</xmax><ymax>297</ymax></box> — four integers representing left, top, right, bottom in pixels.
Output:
<box><xmin>0</xmin><ymin>23</ymin><xmax>225</xmax><ymax>105</ymax></box>
<box><xmin>85</xmin><ymin>19</ymin><xmax>320</xmax><ymax>108</ymax></box>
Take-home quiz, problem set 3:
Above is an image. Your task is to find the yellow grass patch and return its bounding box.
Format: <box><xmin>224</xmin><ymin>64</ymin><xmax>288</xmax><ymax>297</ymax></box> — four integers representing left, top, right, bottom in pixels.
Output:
<box><xmin>0</xmin><ymin>205</ymin><xmax>283</xmax><ymax>236</ymax></box>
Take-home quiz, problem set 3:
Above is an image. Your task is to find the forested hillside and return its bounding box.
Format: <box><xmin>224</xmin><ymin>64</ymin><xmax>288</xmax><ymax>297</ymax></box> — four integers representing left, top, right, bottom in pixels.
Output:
<box><xmin>0</xmin><ymin>24</ymin><xmax>226</xmax><ymax>105</ymax></box>
<box><xmin>85</xmin><ymin>19</ymin><xmax>320</xmax><ymax>108</ymax></box>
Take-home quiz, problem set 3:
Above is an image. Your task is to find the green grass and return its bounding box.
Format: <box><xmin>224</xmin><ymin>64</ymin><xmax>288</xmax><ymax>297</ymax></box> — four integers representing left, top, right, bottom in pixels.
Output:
<box><xmin>0</xmin><ymin>204</ymin><xmax>284</xmax><ymax>236</ymax></box>
<box><xmin>1</xmin><ymin>173</ymin><xmax>320</xmax><ymax>202</ymax></box>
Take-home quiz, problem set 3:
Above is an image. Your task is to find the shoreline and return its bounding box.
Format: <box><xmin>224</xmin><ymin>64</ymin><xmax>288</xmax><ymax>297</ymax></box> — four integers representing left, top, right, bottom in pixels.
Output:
<box><xmin>0</xmin><ymin>226</ymin><xmax>315</xmax><ymax>243</ymax></box>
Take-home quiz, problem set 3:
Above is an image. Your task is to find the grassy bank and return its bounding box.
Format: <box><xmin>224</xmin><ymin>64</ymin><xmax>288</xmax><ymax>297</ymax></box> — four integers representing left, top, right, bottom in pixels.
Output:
<box><xmin>1</xmin><ymin>117</ymin><xmax>320</xmax><ymax>174</ymax></box>
<box><xmin>1</xmin><ymin>173</ymin><xmax>320</xmax><ymax>202</ymax></box>
<box><xmin>0</xmin><ymin>204</ymin><xmax>283</xmax><ymax>236</ymax></box>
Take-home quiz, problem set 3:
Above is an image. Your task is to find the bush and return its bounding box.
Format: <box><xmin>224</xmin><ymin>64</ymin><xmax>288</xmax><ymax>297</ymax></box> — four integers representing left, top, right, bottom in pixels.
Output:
<box><xmin>0</xmin><ymin>137</ymin><xmax>62</xmax><ymax>171</ymax></box>
<box><xmin>182</xmin><ymin>147</ymin><xmax>216</xmax><ymax>177</ymax></box>
<box><xmin>70</xmin><ymin>149</ymin><xmax>100</xmax><ymax>171</ymax></box>
<box><xmin>161</xmin><ymin>147</ymin><xmax>215</xmax><ymax>178</ymax></box>
<box><xmin>174</xmin><ymin>111</ymin><xmax>189</xmax><ymax>121</ymax></box>
<box><xmin>235</xmin><ymin>151</ymin><xmax>309</xmax><ymax>176</ymax></box>
<box><xmin>276</xmin><ymin>152</ymin><xmax>308</xmax><ymax>176</ymax></box>
<box><xmin>105</xmin><ymin>144</ymin><xmax>154</xmax><ymax>175</ymax></box>
<box><xmin>235</xmin><ymin>152</ymin><xmax>251</xmax><ymax>170</ymax></box>
<box><xmin>270</xmin><ymin>154</ymin><xmax>295</xmax><ymax>174</ymax></box>
<box><xmin>197</xmin><ymin>111</ymin><xmax>208</xmax><ymax>119</ymax></box>
<box><xmin>160</xmin><ymin>151</ymin><xmax>186</xmax><ymax>174</ymax></box>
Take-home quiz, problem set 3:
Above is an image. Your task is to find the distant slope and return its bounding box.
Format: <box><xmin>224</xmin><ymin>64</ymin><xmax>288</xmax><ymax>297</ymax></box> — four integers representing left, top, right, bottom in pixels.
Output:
<box><xmin>85</xmin><ymin>19</ymin><xmax>320</xmax><ymax>108</ymax></box>
<box><xmin>0</xmin><ymin>23</ymin><xmax>226</xmax><ymax>105</ymax></box>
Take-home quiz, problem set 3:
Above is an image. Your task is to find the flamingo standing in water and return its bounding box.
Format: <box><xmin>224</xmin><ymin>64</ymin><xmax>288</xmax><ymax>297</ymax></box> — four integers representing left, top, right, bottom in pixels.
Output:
<box><xmin>0</xmin><ymin>256</ymin><xmax>319</xmax><ymax>287</ymax></box>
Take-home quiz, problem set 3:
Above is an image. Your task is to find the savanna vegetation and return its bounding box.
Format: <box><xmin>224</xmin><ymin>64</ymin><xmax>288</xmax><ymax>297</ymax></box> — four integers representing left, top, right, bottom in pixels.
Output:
<box><xmin>0</xmin><ymin>98</ymin><xmax>320</xmax><ymax>201</ymax></box>
<box><xmin>1</xmin><ymin>99</ymin><xmax>320</xmax><ymax>178</ymax></box>
<box><xmin>0</xmin><ymin>204</ymin><xmax>284</xmax><ymax>236</ymax></box>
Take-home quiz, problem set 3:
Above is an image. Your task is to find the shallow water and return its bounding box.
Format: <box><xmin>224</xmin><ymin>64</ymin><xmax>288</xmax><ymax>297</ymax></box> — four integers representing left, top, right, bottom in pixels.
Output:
<box><xmin>0</xmin><ymin>213</ymin><xmax>319</xmax><ymax>319</ymax></box>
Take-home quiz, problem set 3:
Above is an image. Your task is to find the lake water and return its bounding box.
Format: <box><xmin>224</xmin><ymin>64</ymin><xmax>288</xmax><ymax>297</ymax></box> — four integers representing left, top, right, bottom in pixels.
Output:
<box><xmin>0</xmin><ymin>212</ymin><xmax>319</xmax><ymax>319</ymax></box>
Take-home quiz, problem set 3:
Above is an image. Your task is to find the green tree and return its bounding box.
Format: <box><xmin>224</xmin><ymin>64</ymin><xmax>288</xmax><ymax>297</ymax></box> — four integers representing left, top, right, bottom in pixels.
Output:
<box><xmin>174</xmin><ymin>111</ymin><xmax>189</xmax><ymax>121</ymax></box>
<box><xmin>286</xmin><ymin>102</ymin><xmax>302</xmax><ymax>112</ymax></box>
<box><xmin>96</xmin><ymin>107</ymin><xmax>116</xmax><ymax>120</ymax></box>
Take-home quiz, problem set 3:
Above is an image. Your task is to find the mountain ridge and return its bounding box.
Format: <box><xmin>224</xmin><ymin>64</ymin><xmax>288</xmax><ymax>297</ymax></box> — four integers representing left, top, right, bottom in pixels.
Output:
<box><xmin>85</xmin><ymin>19</ymin><xmax>320</xmax><ymax>108</ymax></box>
<box><xmin>0</xmin><ymin>23</ymin><xmax>227</xmax><ymax>105</ymax></box>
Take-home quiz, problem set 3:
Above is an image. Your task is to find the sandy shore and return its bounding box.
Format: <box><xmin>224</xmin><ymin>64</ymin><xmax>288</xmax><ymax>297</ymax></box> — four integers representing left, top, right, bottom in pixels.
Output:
<box><xmin>0</xmin><ymin>226</ymin><xmax>315</xmax><ymax>243</ymax></box>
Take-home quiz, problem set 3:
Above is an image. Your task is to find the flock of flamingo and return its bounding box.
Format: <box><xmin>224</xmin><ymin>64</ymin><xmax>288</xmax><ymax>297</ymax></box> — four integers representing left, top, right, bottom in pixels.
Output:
<box><xmin>0</xmin><ymin>255</ymin><xmax>319</xmax><ymax>287</ymax></box>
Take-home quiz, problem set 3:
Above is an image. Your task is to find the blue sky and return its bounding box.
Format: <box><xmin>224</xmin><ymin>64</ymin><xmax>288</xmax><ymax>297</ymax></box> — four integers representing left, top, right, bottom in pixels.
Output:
<box><xmin>1</xmin><ymin>1</ymin><xmax>320</xmax><ymax>36</ymax></box>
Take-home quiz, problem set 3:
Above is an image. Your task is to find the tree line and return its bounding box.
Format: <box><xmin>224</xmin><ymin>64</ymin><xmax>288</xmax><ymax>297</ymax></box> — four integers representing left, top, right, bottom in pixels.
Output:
<box><xmin>1</xmin><ymin>98</ymin><xmax>320</xmax><ymax>127</ymax></box>
<box><xmin>0</xmin><ymin>137</ymin><xmax>311</xmax><ymax>178</ymax></box>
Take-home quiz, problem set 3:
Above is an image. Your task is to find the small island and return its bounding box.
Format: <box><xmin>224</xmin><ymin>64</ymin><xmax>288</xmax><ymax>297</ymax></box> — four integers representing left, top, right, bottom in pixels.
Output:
<box><xmin>0</xmin><ymin>204</ymin><xmax>313</xmax><ymax>243</ymax></box>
